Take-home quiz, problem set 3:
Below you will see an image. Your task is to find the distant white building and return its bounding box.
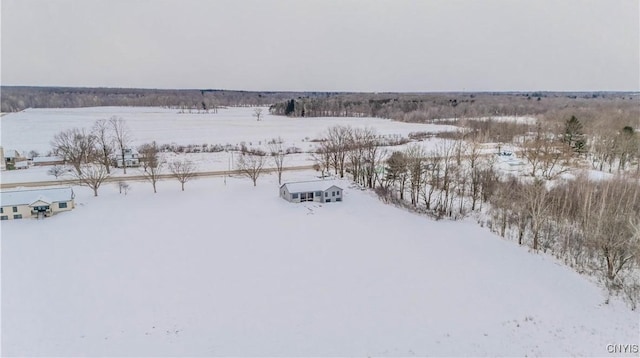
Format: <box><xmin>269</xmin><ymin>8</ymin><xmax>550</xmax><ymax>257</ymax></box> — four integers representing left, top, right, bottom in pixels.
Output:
<box><xmin>113</xmin><ymin>148</ymin><xmax>140</xmax><ymax>168</ymax></box>
<box><xmin>14</xmin><ymin>161</ymin><xmax>29</xmax><ymax>169</ymax></box>
<box><xmin>2</xmin><ymin>148</ymin><xmax>28</xmax><ymax>170</ymax></box>
<box><xmin>0</xmin><ymin>187</ymin><xmax>75</xmax><ymax>220</ymax></box>
<box><xmin>280</xmin><ymin>180</ymin><xmax>343</xmax><ymax>203</ymax></box>
<box><xmin>32</xmin><ymin>156</ymin><xmax>65</xmax><ymax>166</ymax></box>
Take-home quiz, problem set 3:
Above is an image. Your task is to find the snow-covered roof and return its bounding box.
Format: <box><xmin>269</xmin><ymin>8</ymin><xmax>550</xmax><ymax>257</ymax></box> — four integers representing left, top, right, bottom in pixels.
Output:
<box><xmin>30</xmin><ymin>196</ymin><xmax>52</xmax><ymax>206</ymax></box>
<box><xmin>4</xmin><ymin>149</ymin><xmax>20</xmax><ymax>158</ymax></box>
<box><xmin>33</xmin><ymin>156</ymin><xmax>63</xmax><ymax>163</ymax></box>
<box><xmin>1</xmin><ymin>187</ymin><xmax>74</xmax><ymax>207</ymax></box>
<box><xmin>281</xmin><ymin>180</ymin><xmax>343</xmax><ymax>193</ymax></box>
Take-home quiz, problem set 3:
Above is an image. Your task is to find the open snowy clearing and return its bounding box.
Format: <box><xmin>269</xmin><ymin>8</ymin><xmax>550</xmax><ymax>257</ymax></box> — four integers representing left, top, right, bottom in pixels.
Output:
<box><xmin>1</xmin><ymin>172</ymin><xmax>637</xmax><ymax>356</ymax></box>
<box><xmin>0</xmin><ymin>106</ymin><xmax>459</xmax><ymax>154</ymax></box>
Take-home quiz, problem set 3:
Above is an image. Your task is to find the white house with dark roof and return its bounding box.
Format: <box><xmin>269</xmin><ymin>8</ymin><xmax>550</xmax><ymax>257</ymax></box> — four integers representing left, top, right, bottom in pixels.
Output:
<box><xmin>0</xmin><ymin>187</ymin><xmax>75</xmax><ymax>220</ymax></box>
<box><xmin>280</xmin><ymin>180</ymin><xmax>343</xmax><ymax>203</ymax></box>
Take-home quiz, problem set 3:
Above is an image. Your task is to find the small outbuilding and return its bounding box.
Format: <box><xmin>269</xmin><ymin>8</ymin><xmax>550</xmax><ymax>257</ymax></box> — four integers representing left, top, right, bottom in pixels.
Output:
<box><xmin>0</xmin><ymin>187</ymin><xmax>75</xmax><ymax>220</ymax></box>
<box><xmin>280</xmin><ymin>180</ymin><xmax>343</xmax><ymax>203</ymax></box>
<box><xmin>32</xmin><ymin>156</ymin><xmax>65</xmax><ymax>166</ymax></box>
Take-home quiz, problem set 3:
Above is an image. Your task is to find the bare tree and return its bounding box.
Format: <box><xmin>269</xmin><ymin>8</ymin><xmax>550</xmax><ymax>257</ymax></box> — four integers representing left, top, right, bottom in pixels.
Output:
<box><xmin>523</xmin><ymin>179</ymin><xmax>551</xmax><ymax>251</ymax></box>
<box><xmin>51</xmin><ymin>128</ymin><xmax>97</xmax><ymax>176</ymax></box>
<box><xmin>168</xmin><ymin>159</ymin><xmax>197</xmax><ymax>191</ymax></box>
<box><xmin>520</xmin><ymin>122</ymin><xmax>571</xmax><ymax>179</ymax></box>
<box><xmin>139</xmin><ymin>141</ymin><xmax>163</xmax><ymax>193</ymax></box>
<box><xmin>347</xmin><ymin>127</ymin><xmax>377</xmax><ymax>185</ymax></box>
<box><xmin>47</xmin><ymin>165</ymin><xmax>66</xmax><ymax>179</ymax></box>
<box><xmin>253</xmin><ymin>108</ymin><xmax>264</xmax><ymax>121</ymax></box>
<box><xmin>76</xmin><ymin>163</ymin><xmax>110</xmax><ymax>197</ymax></box>
<box><xmin>325</xmin><ymin>125</ymin><xmax>352</xmax><ymax>177</ymax></box>
<box><xmin>92</xmin><ymin>119</ymin><xmax>115</xmax><ymax>174</ymax></box>
<box><xmin>110</xmin><ymin>116</ymin><xmax>131</xmax><ymax>174</ymax></box>
<box><xmin>405</xmin><ymin>144</ymin><xmax>426</xmax><ymax>207</ymax></box>
<box><xmin>236</xmin><ymin>153</ymin><xmax>266</xmax><ymax>186</ymax></box>
<box><xmin>385</xmin><ymin>151</ymin><xmax>408</xmax><ymax>200</ymax></box>
<box><xmin>268</xmin><ymin>137</ymin><xmax>286</xmax><ymax>184</ymax></box>
<box><xmin>28</xmin><ymin>150</ymin><xmax>40</xmax><ymax>159</ymax></box>
<box><xmin>311</xmin><ymin>143</ymin><xmax>332</xmax><ymax>178</ymax></box>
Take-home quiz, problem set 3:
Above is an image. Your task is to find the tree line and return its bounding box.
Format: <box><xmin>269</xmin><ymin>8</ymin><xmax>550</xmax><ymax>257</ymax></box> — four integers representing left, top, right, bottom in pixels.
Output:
<box><xmin>1</xmin><ymin>86</ymin><xmax>338</xmax><ymax>112</ymax></box>
<box><xmin>269</xmin><ymin>92</ymin><xmax>639</xmax><ymax>123</ymax></box>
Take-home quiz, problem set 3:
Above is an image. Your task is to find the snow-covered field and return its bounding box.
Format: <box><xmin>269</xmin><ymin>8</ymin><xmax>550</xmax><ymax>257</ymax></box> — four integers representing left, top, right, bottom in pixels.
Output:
<box><xmin>1</xmin><ymin>106</ymin><xmax>459</xmax><ymax>184</ymax></box>
<box><xmin>1</xmin><ymin>107</ymin><xmax>637</xmax><ymax>356</ymax></box>
<box><xmin>0</xmin><ymin>106</ymin><xmax>457</xmax><ymax>154</ymax></box>
<box><xmin>2</xmin><ymin>172</ymin><xmax>638</xmax><ymax>356</ymax></box>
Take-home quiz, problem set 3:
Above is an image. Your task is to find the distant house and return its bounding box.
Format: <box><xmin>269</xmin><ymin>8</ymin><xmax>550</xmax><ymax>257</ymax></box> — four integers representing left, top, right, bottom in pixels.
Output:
<box><xmin>0</xmin><ymin>187</ymin><xmax>75</xmax><ymax>220</ymax></box>
<box><xmin>113</xmin><ymin>148</ymin><xmax>141</xmax><ymax>168</ymax></box>
<box><xmin>3</xmin><ymin>149</ymin><xmax>27</xmax><ymax>170</ymax></box>
<box><xmin>32</xmin><ymin>156</ymin><xmax>65</xmax><ymax>166</ymax></box>
<box><xmin>280</xmin><ymin>180</ymin><xmax>343</xmax><ymax>203</ymax></box>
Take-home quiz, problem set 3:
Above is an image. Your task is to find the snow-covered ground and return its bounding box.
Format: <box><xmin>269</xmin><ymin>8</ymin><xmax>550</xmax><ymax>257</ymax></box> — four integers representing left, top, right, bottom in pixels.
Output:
<box><xmin>0</xmin><ymin>106</ymin><xmax>457</xmax><ymax>154</ymax></box>
<box><xmin>0</xmin><ymin>106</ymin><xmax>460</xmax><ymax>184</ymax></box>
<box><xmin>1</xmin><ymin>172</ymin><xmax>637</xmax><ymax>356</ymax></box>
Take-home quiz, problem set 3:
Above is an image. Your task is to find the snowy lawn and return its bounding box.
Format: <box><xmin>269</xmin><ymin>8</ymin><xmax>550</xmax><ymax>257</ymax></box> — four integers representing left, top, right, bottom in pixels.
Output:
<box><xmin>1</xmin><ymin>172</ymin><xmax>637</xmax><ymax>356</ymax></box>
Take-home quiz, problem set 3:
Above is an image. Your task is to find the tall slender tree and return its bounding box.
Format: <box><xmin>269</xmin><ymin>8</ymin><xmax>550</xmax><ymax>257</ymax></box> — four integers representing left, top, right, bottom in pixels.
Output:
<box><xmin>110</xmin><ymin>117</ymin><xmax>131</xmax><ymax>174</ymax></box>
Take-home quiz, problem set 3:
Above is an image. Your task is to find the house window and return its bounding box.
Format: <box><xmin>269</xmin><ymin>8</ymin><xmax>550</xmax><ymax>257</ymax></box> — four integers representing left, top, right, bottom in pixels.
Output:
<box><xmin>336</xmin><ymin>191</ymin><xmax>340</xmax><ymax>196</ymax></box>
<box><xmin>292</xmin><ymin>193</ymin><xmax>298</xmax><ymax>199</ymax></box>
<box><xmin>315</xmin><ymin>191</ymin><xmax>322</xmax><ymax>197</ymax></box>
<box><xmin>0</xmin><ymin>215</ymin><xmax>7</xmax><ymax>220</ymax></box>
<box><xmin>0</xmin><ymin>207</ymin><xmax>3</xmax><ymax>214</ymax></box>
<box><xmin>336</xmin><ymin>198</ymin><xmax>342</xmax><ymax>202</ymax></box>
<box><xmin>326</xmin><ymin>199</ymin><xmax>331</xmax><ymax>203</ymax></box>
<box><xmin>59</xmin><ymin>202</ymin><xmax>68</xmax><ymax>209</ymax></box>
<box><xmin>324</xmin><ymin>192</ymin><xmax>328</xmax><ymax>197</ymax></box>
<box><xmin>12</xmin><ymin>206</ymin><xmax>18</xmax><ymax>212</ymax></box>
<box><xmin>332</xmin><ymin>191</ymin><xmax>335</xmax><ymax>197</ymax></box>
<box><xmin>13</xmin><ymin>214</ymin><xmax>22</xmax><ymax>219</ymax></box>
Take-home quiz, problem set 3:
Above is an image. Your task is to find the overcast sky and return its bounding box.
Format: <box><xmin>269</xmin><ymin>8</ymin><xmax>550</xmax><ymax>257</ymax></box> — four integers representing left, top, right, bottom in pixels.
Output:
<box><xmin>1</xmin><ymin>0</ymin><xmax>638</xmax><ymax>92</ymax></box>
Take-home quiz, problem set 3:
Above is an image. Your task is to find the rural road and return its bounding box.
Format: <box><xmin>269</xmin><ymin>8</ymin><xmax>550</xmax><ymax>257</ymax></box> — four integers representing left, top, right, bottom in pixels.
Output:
<box><xmin>0</xmin><ymin>165</ymin><xmax>316</xmax><ymax>190</ymax></box>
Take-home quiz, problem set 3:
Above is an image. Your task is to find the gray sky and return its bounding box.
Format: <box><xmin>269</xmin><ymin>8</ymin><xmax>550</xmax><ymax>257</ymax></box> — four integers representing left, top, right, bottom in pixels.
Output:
<box><xmin>1</xmin><ymin>0</ymin><xmax>638</xmax><ymax>91</ymax></box>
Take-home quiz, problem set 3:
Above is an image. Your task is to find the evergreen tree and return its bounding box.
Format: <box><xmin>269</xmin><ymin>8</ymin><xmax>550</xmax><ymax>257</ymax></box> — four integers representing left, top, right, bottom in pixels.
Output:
<box><xmin>284</xmin><ymin>99</ymin><xmax>295</xmax><ymax>116</ymax></box>
<box><xmin>563</xmin><ymin>115</ymin><xmax>586</xmax><ymax>154</ymax></box>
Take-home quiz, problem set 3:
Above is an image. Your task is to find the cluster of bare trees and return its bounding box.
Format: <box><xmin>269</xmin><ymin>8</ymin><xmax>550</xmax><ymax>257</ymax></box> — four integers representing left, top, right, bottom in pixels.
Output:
<box><xmin>51</xmin><ymin>117</ymin><xmax>132</xmax><ymax>196</ymax></box>
<box><xmin>311</xmin><ymin>126</ymin><xmax>496</xmax><ymax>219</ymax></box>
<box><xmin>588</xmin><ymin>126</ymin><xmax>639</xmax><ymax>174</ymax></box>
<box><xmin>379</xmin><ymin>139</ymin><xmax>497</xmax><ymax>219</ymax></box>
<box><xmin>488</xmin><ymin>175</ymin><xmax>640</xmax><ymax>307</ymax></box>
<box><xmin>519</xmin><ymin>123</ymin><xmax>573</xmax><ymax>179</ymax></box>
<box><xmin>539</xmin><ymin>113</ymin><xmax>640</xmax><ymax>175</ymax></box>
<box><xmin>51</xmin><ymin>118</ymin><xmax>200</xmax><ymax>195</ymax></box>
<box><xmin>311</xmin><ymin>126</ymin><xmax>387</xmax><ymax>189</ymax></box>
<box><xmin>234</xmin><ymin>137</ymin><xmax>289</xmax><ymax>186</ymax></box>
